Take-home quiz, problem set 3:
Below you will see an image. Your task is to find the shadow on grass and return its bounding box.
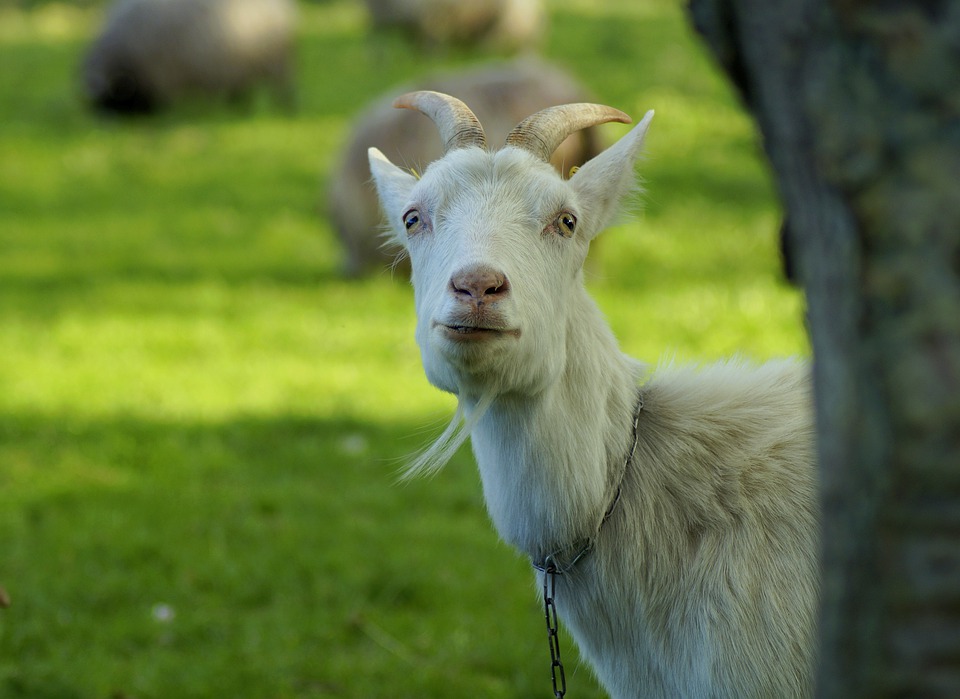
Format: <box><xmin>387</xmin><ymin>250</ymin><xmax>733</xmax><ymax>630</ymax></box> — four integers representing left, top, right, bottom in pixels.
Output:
<box><xmin>0</xmin><ymin>410</ymin><xmax>579</xmax><ymax>698</ymax></box>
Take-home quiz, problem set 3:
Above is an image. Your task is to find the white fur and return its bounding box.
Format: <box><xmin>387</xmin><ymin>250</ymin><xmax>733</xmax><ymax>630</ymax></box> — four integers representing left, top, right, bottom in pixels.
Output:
<box><xmin>368</xmin><ymin>108</ymin><xmax>817</xmax><ymax>698</ymax></box>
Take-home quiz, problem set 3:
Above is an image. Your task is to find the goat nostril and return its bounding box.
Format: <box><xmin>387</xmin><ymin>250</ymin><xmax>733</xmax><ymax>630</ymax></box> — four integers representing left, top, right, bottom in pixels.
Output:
<box><xmin>487</xmin><ymin>276</ymin><xmax>510</xmax><ymax>295</ymax></box>
<box><xmin>483</xmin><ymin>277</ymin><xmax>505</xmax><ymax>295</ymax></box>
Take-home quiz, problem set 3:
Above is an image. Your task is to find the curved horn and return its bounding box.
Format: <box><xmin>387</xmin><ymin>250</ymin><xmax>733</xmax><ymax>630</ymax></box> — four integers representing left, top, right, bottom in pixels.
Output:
<box><xmin>393</xmin><ymin>90</ymin><xmax>487</xmax><ymax>153</ymax></box>
<box><xmin>505</xmin><ymin>103</ymin><xmax>632</xmax><ymax>162</ymax></box>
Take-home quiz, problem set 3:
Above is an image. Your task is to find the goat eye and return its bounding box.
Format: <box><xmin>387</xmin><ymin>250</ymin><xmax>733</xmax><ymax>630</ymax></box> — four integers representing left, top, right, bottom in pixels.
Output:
<box><xmin>403</xmin><ymin>209</ymin><xmax>422</xmax><ymax>234</ymax></box>
<box><xmin>557</xmin><ymin>212</ymin><xmax>577</xmax><ymax>237</ymax></box>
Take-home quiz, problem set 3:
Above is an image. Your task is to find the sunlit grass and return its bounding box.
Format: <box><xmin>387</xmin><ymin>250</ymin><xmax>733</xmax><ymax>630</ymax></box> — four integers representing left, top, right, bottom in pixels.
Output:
<box><xmin>0</xmin><ymin>1</ymin><xmax>805</xmax><ymax>697</ymax></box>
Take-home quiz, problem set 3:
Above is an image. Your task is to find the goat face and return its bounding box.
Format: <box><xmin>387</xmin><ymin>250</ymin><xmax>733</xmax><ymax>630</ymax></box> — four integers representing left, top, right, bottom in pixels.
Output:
<box><xmin>390</xmin><ymin>147</ymin><xmax>587</xmax><ymax>395</ymax></box>
<box><xmin>369</xmin><ymin>94</ymin><xmax>653</xmax><ymax>397</ymax></box>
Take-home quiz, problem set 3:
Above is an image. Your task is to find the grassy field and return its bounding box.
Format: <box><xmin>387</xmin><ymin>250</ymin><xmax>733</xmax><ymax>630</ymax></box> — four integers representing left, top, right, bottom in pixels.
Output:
<box><xmin>0</xmin><ymin>1</ymin><xmax>807</xmax><ymax>697</ymax></box>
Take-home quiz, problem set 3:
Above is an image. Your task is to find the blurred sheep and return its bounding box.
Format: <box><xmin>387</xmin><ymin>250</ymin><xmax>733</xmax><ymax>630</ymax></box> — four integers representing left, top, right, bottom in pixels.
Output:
<box><xmin>363</xmin><ymin>0</ymin><xmax>545</xmax><ymax>51</ymax></box>
<box><xmin>329</xmin><ymin>59</ymin><xmax>605</xmax><ymax>276</ymax></box>
<box><xmin>83</xmin><ymin>0</ymin><xmax>297</xmax><ymax>114</ymax></box>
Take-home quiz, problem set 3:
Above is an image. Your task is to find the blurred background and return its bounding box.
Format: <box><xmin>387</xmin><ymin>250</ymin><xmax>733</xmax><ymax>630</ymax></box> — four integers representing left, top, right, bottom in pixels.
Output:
<box><xmin>0</xmin><ymin>0</ymin><xmax>807</xmax><ymax>697</ymax></box>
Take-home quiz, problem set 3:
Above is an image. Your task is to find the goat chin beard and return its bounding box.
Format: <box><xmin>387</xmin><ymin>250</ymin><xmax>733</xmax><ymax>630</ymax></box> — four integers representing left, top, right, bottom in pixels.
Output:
<box><xmin>401</xmin><ymin>390</ymin><xmax>497</xmax><ymax>481</ymax></box>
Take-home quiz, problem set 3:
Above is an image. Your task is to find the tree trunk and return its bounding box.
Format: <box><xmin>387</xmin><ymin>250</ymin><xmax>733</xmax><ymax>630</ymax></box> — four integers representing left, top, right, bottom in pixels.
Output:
<box><xmin>687</xmin><ymin>0</ymin><xmax>960</xmax><ymax>695</ymax></box>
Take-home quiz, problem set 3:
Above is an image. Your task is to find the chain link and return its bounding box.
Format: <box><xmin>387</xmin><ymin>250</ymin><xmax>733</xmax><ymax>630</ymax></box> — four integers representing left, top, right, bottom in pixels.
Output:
<box><xmin>543</xmin><ymin>563</ymin><xmax>567</xmax><ymax>698</ymax></box>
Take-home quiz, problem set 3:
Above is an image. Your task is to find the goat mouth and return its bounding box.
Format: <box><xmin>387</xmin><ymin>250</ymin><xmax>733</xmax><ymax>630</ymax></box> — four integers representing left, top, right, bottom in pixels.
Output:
<box><xmin>435</xmin><ymin>321</ymin><xmax>519</xmax><ymax>341</ymax></box>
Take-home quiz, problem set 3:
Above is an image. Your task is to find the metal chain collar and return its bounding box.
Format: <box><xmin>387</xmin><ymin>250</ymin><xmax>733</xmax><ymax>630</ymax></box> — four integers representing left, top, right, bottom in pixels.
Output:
<box><xmin>543</xmin><ymin>564</ymin><xmax>567</xmax><ymax>698</ymax></box>
<box><xmin>535</xmin><ymin>392</ymin><xmax>644</xmax><ymax>698</ymax></box>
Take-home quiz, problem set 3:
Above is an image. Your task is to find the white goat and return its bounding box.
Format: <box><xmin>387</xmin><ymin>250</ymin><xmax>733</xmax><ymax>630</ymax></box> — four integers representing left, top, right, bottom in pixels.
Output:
<box><xmin>368</xmin><ymin>92</ymin><xmax>818</xmax><ymax>699</ymax></box>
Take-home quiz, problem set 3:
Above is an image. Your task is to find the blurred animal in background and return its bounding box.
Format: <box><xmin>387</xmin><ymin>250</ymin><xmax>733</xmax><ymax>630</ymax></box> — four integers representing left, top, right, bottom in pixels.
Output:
<box><xmin>363</xmin><ymin>0</ymin><xmax>545</xmax><ymax>51</ymax></box>
<box><xmin>82</xmin><ymin>0</ymin><xmax>297</xmax><ymax>114</ymax></box>
<box><xmin>328</xmin><ymin>58</ymin><xmax>604</xmax><ymax>276</ymax></box>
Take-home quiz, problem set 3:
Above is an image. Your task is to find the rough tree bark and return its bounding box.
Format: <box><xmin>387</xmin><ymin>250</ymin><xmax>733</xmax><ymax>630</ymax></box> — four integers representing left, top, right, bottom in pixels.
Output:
<box><xmin>688</xmin><ymin>0</ymin><xmax>960</xmax><ymax>696</ymax></box>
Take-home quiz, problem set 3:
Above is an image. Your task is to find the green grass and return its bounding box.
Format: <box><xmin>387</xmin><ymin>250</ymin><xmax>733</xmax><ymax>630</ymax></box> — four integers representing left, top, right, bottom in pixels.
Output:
<box><xmin>0</xmin><ymin>1</ymin><xmax>807</xmax><ymax>697</ymax></box>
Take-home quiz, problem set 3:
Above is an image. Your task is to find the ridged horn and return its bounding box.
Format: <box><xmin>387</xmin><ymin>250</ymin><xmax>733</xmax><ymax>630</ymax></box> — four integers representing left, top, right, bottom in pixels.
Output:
<box><xmin>505</xmin><ymin>103</ymin><xmax>632</xmax><ymax>162</ymax></box>
<box><xmin>393</xmin><ymin>90</ymin><xmax>487</xmax><ymax>153</ymax></box>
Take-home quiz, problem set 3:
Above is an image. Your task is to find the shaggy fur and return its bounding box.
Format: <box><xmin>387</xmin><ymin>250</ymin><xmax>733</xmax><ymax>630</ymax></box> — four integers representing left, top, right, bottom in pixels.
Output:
<box><xmin>368</xmin><ymin>98</ymin><xmax>818</xmax><ymax>698</ymax></box>
<box><xmin>557</xmin><ymin>360</ymin><xmax>817</xmax><ymax>697</ymax></box>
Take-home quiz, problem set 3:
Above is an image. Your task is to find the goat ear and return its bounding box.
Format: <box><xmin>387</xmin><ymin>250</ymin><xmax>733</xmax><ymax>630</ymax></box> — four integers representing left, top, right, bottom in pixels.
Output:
<box><xmin>570</xmin><ymin>110</ymin><xmax>654</xmax><ymax>239</ymax></box>
<box><xmin>368</xmin><ymin>147</ymin><xmax>418</xmax><ymax>243</ymax></box>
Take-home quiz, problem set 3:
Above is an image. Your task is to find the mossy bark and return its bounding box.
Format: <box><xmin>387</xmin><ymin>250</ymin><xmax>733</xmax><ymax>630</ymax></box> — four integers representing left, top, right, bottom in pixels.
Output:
<box><xmin>688</xmin><ymin>0</ymin><xmax>960</xmax><ymax>695</ymax></box>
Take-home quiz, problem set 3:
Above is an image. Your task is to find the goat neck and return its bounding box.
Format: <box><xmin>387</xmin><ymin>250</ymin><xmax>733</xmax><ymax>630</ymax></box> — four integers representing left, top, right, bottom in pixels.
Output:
<box><xmin>467</xmin><ymin>288</ymin><xmax>644</xmax><ymax>558</ymax></box>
